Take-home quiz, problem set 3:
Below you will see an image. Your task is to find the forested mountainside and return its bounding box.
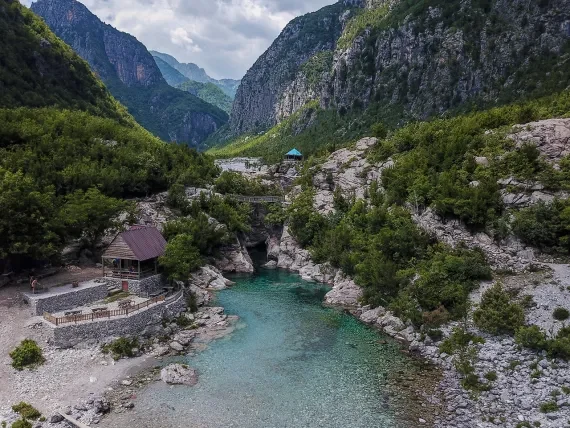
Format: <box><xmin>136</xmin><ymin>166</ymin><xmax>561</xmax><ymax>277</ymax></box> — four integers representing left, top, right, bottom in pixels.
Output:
<box><xmin>0</xmin><ymin>0</ymin><xmax>221</xmax><ymax>270</ymax></box>
<box><xmin>152</xmin><ymin>55</ymin><xmax>234</xmax><ymax>114</ymax></box>
<box><xmin>153</xmin><ymin>56</ymin><xmax>189</xmax><ymax>87</ymax></box>
<box><xmin>216</xmin><ymin>0</ymin><xmax>570</xmax><ymax>158</ymax></box>
<box><xmin>31</xmin><ymin>0</ymin><xmax>228</xmax><ymax>148</ymax></box>
<box><xmin>176</xmin><ymin>81</ymin><xmax>233</xmax><ymax>115</ymax></box>
<box><xmin>0</xmin><ymin>0</ymin><xmax>129</xmax><ymax>122</ymax></box>
<box><xmin>151</xmin><ymin>51</ymin><xmax>241</xmax><ymax>99</ymax></box>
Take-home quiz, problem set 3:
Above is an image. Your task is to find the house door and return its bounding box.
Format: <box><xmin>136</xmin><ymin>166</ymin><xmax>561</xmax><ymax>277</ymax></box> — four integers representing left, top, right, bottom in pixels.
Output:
<box><xmin>122</xmin><ymin>281</ymin><xmax>128</xmax><ymax>292</ymax></box>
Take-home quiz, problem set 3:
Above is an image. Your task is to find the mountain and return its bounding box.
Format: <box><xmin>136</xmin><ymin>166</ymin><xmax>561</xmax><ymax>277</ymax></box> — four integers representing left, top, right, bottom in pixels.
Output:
<box><xmin>176</xmin><ymin>81</ymin><xmax>233</xmax><ymax>114</ymax></box>
<box><xmin>221</xmin><ymin>0</ymin><xmax>570</xmax><ymax>152</ymax></box>
<box><xmin>151</xmin><ymin>50</ymin><xmax>241</xmax><ymax>99</ymax></box>
<box><xmin>31</xmin><ymin>0</ymin><xmax>228</xmax><ymax>147</ymax></box>
<box><xmin>153</xmin><ymin>55</ymin><xmax>189</xmax><ymax>87</ymax></box>
<box><xmin>151</xmin><ymin>54</ymin><xmax>234</xmax><ymax>113</ymax></box>
<box><xmin>0</xmin><ymin>0</ymin><xmax>129</xmax><ymax>122</ymax></box>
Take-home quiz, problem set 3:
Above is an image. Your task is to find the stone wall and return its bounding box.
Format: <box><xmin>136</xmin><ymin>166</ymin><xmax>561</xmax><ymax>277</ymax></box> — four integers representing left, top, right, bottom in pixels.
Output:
<box><xmin>50</xmin><ymin>291</ymin><xmax>186</xmax><ymax>348</ymax></box>
<box><xmin>104</xmin><ymin>274</ymin><xmax>164</xmax><ymax>296</ymax></box>
<box><xmin>25</xmin><ymin>282</ymin><xmax>108</xmax><ymax>316</ymax></box>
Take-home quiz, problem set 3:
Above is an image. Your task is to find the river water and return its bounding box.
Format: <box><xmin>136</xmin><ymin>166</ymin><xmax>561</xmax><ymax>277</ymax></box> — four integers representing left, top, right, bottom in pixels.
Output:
<box><xmin>105</xmin><ymin>270</ymin><xmax>433</xmax><ymax>428</ymax></box>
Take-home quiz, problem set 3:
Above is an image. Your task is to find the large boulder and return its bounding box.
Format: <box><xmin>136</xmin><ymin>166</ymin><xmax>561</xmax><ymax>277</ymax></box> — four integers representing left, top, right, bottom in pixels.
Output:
<box><xmin>324</xmin><ymin>273</ymin><xmax>362</xmax><ymax>308</ymax></box>
<box><xmin>160</xmin><ymin>364</ymin><xmax>198</xmax><ymax>386</ymax></box>
<box><xmin>190</xmin><ymin>265</ymin><xmax>234</xmax><ymax>290</ymax></box>
<box><xmin>215</xmin><ymin>238</ymin><xmax>254</xmax><ymax>273</ymax></box>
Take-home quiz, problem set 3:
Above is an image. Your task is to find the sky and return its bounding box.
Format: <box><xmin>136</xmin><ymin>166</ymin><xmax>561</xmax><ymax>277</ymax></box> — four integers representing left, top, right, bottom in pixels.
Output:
<box><xmin>23</xmin><ymin>0</ymin><xmax>337</xmax><ymax>80</ymax></box>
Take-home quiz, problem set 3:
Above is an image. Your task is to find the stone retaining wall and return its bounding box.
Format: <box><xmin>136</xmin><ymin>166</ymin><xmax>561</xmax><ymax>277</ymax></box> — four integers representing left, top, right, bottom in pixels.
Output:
<box><xmin>25</xmin><ymin>282</ymin><xmax>108</xmax><ymax>316</ymax></box>
<box><xmin>104</xmin><ymin>274</ymin><xmax>164</xmax><ymax>296</ymax></box>
<box><xmin>50</xmin><ymin>292</ymin><xmax>186</xmax><ymax>348</ymax></box>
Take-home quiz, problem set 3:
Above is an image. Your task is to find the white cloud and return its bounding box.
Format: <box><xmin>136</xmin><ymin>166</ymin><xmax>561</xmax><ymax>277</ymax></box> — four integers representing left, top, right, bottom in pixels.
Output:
<box><xmin>170</xmin><ymin>27</ymin><xmax>202</xmax><ymax>52</ymax></box>
<box><xmin>23</xmin><ymin>0</ymin><xmax>336</xmax><ymax>80</ymax></box>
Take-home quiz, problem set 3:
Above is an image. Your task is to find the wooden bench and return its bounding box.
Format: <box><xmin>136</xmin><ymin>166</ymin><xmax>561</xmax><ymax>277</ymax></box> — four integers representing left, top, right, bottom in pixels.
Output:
<box><xmin>91</xmin><ymin>307</ymin><xmax>108</xmax><ymax>313</ymax></box>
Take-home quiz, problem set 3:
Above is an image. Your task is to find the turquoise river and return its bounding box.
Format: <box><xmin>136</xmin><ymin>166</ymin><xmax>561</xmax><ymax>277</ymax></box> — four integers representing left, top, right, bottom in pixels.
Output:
<box><xmin>105</xmin><ymin>269</ymin><xmax>439</xmax><ymax>428</ymax></box>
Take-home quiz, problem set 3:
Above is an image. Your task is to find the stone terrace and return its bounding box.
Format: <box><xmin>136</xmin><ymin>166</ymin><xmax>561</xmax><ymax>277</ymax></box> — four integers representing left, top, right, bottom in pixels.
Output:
<box><xmin>23</xmin><ymin>280</ymin><xmax>108</xmax><ymax>316</ymax></box>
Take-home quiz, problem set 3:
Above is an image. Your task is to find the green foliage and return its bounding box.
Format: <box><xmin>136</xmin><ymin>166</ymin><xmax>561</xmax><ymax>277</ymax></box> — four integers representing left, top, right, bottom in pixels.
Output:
<box><xmin>0</xmin><ymin>0</ymin><xmax>130</xmax><ymax>122</ymax></box>
<box><xmin>177</xmin><ymin>80</ymin><xmax>233</xmax><ymax>114</ymax></box>
<box><xmin>439</xmin><ymin>327</ymin><xmax>485</xmax><ymax>355</ymax></box>
<box><xmin>337</xmin><ymin>5</ymin><xmax>390</xmax><ymax>50</ymax></box>
<box><xmin>301</xmin><ymin>51</ymin><xmax>334</xmax><ymax>86</ymax></box>
<box><xmin>101</xmin><ymin>337</ymin><xmax>139</xmax><ymax>360</ymax></box>
<box><xmin>159</xmin><ymin>234</ymin><xmax>203</xmax><ymax>281</ymax></box>
<box><xmin>214</xmin><ymin>171</ymin><xmax>281</xmax><ymax>196</ymax></box>
<box><xmin>59</xmin><ymin>188</ymin><xmax>131</xmax><ymax>248</ymax></box>
<box><xmin>186</xmin><ymin>292</ymin><xmax>198</xmax><ymax>313</ymax></box>
<box><xmin>11</xmin><ymin>403</ymin><xmax>40</xmax><ymax>420</ymax></box>
<box><xmin>554</xmin><ymin>307</ymin><xmax>570</xmax><ymax>321</ymax></box>
<box><xmin>175</xmin><ymin>315</ymin><xmax>192</xmax><ymax>328</ymax></box>
<box><xmin>287</xmin><ymin>183</ymin><xmax>490</xmax><ymax>320</ymax></box>
<box><xmin>208</xmin><ymin>100</ymin><xmax>404</xmax><ymax>163</ymax></box>
<box><xmin>0</xmin><ymin>107</ymin><xmax>219</xmax><ymax>263</ymax></box>
<box><xmin>288</xmin><ymin>188</ymin><xmax>328</xmax><ymax>248</ymax></box>
<box><xmin>515</xmin><ymin>326</ymin><xmax>548</xmax><ymax>350</ymax></box>
<box><xmin>11</xmin><ymin>419</ymin><xmax>32</xmax><ymax>428</ymax></box>
<box><xmin>513</xmin><ymin>200</ymin><xmax>570</xmax><ymax>254</ymax></box>
<box><xmin>484</xmin><ymin>371</ymin><xmax>498</xmax><ymax>382</ymax></box>
<box><xmin>539</xmin><ymin>401</ymin><xmax>559</xmax><ymax>413</ymax></box>
<box><xmin>473</xmin><ymin>283</ymin><xmax>525</xmax><ymax>335</ymax></box>
<box><xmin>9</xmin><ymin>339</ymin><xmax>44</xmax><ymax>370</ymax></box>
<box><xmin>187</xmin><ymin>194</ymin><xmax>252</xmax><ymax>234</ymax></box>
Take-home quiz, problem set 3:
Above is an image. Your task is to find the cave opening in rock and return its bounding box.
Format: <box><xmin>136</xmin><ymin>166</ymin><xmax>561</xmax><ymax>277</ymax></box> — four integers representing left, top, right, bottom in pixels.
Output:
<box><xmin>247</xmin><ymin>241</ymin><xmax>269</xmax><ymax>268</ymax></box>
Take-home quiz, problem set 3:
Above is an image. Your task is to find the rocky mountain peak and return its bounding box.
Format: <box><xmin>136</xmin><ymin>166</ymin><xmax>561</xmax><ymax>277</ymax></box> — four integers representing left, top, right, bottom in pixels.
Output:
<box><xmin>32</xmin><ymin>0</ymin><xmax>164</xmax><ymax>88</ymax></box>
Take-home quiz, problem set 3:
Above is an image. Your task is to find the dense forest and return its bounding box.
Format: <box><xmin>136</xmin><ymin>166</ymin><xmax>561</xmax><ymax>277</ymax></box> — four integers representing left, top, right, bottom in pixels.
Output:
<box><xmin>0</xmin><ymin>1</ymin><xmax>222</xmax><ymax>271</ymax></box>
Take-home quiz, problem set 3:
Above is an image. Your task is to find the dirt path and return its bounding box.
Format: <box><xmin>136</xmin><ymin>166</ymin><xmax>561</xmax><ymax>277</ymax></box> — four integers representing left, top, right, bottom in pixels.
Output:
<box><xmin>0</xmin><ymin>284</ymin><xmax>151</xmax><ymax>417</ymax></box>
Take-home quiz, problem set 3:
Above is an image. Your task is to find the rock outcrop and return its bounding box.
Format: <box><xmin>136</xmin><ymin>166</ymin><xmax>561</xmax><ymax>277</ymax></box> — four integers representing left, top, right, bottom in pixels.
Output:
<box><xmin>32</xmin><ymin>0</ymin><xmax>228</xmax><ymax>147</ymax></box>
<box><xmin>229</xmin><ymin>0</ymin><xmax>570</xmax><ymax>138</ymax></box>
<box><xmin>160</xmin><ymin>364</ymin><xmax>198</xmax><ymax>386</ymax></box>
<box><xmin>214</xmin><ymin>238</ymin><xmax>254</xmax><ymax>273</ymax></box>
<box><xmin>189</xmin><ymin>266</ymin><xmax>234</xmax><ymax>290</ymax></box>
<box><xmin>413</xmin><ymin>208</ymin><xmax>535</xmax><ymax>272</ymax></box>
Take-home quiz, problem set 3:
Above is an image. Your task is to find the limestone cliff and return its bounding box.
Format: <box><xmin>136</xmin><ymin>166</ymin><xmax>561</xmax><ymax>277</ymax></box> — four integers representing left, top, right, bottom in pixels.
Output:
<box><xmin>31</xmin><ymin>0</ymin><xmax>228</xmax><ymax>147</ymax></box>
<box><xmin>228</xmin><ymin>0</ymin><xmax>570</xmax><ymax>137</ymax></box>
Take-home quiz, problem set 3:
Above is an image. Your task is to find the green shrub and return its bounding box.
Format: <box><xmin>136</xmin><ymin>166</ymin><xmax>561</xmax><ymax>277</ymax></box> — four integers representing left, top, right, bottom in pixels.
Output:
<box><xmin>9</xmin><ymin>340</ymin><xmax>44</xmax><ymax>370</ymax></box>
<box><xmin>473</xmin><ymin>283</ymin><xmax>525</xmax><ymax>335</ymax></box>
<box><xmin>515</xmin><ymin>326</ymin><xmax>548</xmax><ymax>350</ymax></box>
<box><xmin>186</xmin><ymin>292</ymin><xmax>198</xmax><ymax>313</ymax></box>
<box><xmin>11</xmin><ymin>402</ymin><xmax>41</xmax><ymax>420</ymax></box>
<box><xmin>102</xmin><ymin>337</ymin><xmax>139</xmax><ymax>360</ymax></box>
<box><xmin>484</xmin><ymin>371</ymin><xmax>498</xmax><ymax>382</ymax></box>
<box><xmin>175</xmin><ymin>315</ymin><xmax>192</xmax><ymax>328</ymax></box>
<box><xmin>539</xmin><ymin>401</ymin><xmax>559</xmax><ymax>413</ymax></box>
<box><xmin>509</xmin><ymin>360</ymin><xmax>522</xmax><ymax>370</ymax></box>
<box><xmin>553</xmin><ymin>307</ymin><xmax>570</xmax><ymax>321</ymax></box>
<box><xmin>547</xmin><ymin>337</ymin><xmax>570</xmax><ymax>360</ymax></box>
<box><xmin>439</xmin><ymin>327</ymin><xmax>485</xmax><ymax>355</ymax></box>
<box><xmin>11</xmin><ymin>419</ymin><xmax>32</xmax><ymax>428</ymax></box>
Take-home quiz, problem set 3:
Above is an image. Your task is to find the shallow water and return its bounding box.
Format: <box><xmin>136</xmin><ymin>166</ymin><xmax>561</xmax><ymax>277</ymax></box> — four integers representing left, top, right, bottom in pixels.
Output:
<box><xmin>106</xmin><ymin>270</ymin><xmax>421</xmax><ymax>428</ymax></box>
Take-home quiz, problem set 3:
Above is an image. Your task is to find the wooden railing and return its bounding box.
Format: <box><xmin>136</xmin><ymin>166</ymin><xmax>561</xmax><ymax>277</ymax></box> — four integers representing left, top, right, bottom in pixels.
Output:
<box><xmin>43</xmin><ymin>295</ymin><xmax>166</xmax><ymax>326</ymax></box>
<box><xmin>103</xmin><ymin>269</ymin><xmax>156</xmax><ymax>280</ymax></box>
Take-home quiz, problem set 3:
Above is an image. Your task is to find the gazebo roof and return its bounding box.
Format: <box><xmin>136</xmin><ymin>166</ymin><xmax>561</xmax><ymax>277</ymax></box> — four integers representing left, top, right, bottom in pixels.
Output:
<box><xmin>103</xmin><ymin>226</ymin><xmax>167</xmax><ymax>261</ymax></box>
<box><xmin>286</xmin><ymin>148</ymin><xmax>302</xmax><ymax>157</ymax></box>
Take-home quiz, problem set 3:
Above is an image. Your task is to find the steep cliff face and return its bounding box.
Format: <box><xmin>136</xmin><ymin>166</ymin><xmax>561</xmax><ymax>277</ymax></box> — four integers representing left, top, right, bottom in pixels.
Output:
<box><xmin>229</xmin><ymin>1</ymin><xmax>356</xmax><ymax>135</ymax></box>
<box><xmin>32</xmin><ymin>0</ymin><xmax>228</xmax><ymax>147</ymax></box>
<box><xmin>228</xmin><ymin>0</ymin><xmax>570</xmax><ymax>137</ymax></box>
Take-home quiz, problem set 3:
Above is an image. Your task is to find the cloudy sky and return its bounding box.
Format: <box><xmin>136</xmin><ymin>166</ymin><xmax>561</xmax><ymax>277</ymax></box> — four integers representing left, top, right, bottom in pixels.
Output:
<box><xmin>23</xmin><ymin>0</ymin><xmax>336</xmax><ymax>80</ymax></box>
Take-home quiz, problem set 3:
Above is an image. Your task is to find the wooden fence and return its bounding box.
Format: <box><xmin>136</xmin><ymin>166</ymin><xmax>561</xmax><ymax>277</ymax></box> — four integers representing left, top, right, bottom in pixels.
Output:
<box><xmin>43</xmin><ymin>295</ymin><xmax>166</xmax><ymax>326</ymax></box>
